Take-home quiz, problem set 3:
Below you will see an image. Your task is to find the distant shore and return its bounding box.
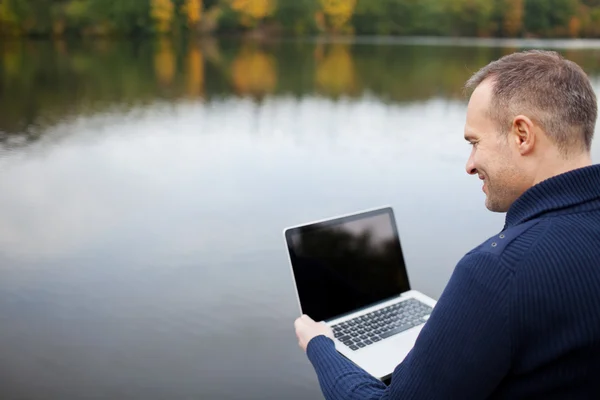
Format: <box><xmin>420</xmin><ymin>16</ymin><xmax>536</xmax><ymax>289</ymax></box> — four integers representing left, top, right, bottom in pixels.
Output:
<box><xmin>1</xmin><ymin>0</ymin><xmax>600</xmax><ymax>40</ymax></box>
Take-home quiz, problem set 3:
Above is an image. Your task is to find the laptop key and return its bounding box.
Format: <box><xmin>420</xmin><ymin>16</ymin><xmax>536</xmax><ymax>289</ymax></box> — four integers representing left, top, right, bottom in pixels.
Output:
<box><xmin>349</xmin><ymin>345</ymin><xmax>359</xmax><ymax>350</ymax></box>
<box><xmin>343</xmin><ymin>340</ymin><xmax>354</xmax><ymax>346</ymax></box>
<box><xmin>357</xmin><ymin>342</ymin><xmax>366</xmax><ymax>348</ymax></box>
<box><xmin>380</xmin><ymin>323</ymin><xmax>416</xmax><ymax>339</ymax></box>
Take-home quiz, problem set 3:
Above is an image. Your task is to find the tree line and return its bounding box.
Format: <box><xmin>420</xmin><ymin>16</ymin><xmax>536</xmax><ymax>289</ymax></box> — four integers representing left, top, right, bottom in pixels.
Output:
<box><xmin>1</xmin><ymin>0</ymin><xmax>600</xmax><ymax>39</ymax></box>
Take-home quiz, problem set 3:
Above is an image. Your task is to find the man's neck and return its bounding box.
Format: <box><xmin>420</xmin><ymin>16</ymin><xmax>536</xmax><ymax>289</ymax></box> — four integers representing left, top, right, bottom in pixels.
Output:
<box><xmin>532</xmin><ymin>152</ymin><xmax>593</xmax><ymax>187</ymax></box>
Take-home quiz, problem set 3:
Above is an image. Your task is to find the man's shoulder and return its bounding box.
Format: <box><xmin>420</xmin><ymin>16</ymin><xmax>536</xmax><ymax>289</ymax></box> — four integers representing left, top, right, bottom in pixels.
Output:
<box><xmin>475</xmin><ymin>219</ymin><xmax>545</xmax><ymax>256</ymax></box>
<box><xmin>465</xmin><ymin>212</ymin><xmax>600</xmax><ymax>274</ymax></box>
<box><xmin>465</xmin><ymin>218</ymin><xmax>550</xmax><ymax>271</ymax></box>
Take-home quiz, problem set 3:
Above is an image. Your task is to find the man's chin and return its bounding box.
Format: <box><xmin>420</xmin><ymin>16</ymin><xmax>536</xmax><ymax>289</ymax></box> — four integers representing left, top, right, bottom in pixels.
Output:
<box><xmin>485</xmin><ymin>197</ymin><xmax>509</xmax><ymax>213</ymax></box>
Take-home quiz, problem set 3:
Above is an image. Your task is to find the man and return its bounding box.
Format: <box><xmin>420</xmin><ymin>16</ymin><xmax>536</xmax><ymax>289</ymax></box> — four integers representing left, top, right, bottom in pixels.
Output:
<box><xmin>293</xmin><ymin>50</ymin><xmax>600</xmax><ymax>399</ymax></box>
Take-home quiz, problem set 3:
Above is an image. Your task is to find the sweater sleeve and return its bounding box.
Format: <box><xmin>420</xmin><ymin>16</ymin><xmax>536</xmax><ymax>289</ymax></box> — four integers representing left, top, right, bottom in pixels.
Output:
<box><xmin>305</xmin><ymin>251</ymin><xmax>514</xmax><ymax>400</ymax></box>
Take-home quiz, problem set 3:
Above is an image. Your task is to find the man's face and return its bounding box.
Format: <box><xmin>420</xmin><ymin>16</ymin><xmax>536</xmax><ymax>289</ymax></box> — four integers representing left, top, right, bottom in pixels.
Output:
<box><xmin>464</xmin><ymin>80</ymin><xmax>526</xmax><ymax>213</ymax></box>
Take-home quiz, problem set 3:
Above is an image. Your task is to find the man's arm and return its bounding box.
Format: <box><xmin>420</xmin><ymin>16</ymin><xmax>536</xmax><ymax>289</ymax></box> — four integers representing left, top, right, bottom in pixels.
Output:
<box><xmin>299</xmin><ymin>251</ymin><xmax>514</xmax><ymax>400</ymax></box>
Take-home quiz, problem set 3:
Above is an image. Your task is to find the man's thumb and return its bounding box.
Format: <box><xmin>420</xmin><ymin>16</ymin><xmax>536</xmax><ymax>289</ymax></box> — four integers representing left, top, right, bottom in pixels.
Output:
<box><xmin>301</xmin><ymin>314</ymin><xmax>314</xmax><ymax>322</ymax></box>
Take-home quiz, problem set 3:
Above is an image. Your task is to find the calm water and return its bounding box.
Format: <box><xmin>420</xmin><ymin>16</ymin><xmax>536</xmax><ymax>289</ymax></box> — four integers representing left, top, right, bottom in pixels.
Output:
<box><xmin>1</xmin><ymin>37</ymin><xmax>600</xmax><ymax>400</ymax></box>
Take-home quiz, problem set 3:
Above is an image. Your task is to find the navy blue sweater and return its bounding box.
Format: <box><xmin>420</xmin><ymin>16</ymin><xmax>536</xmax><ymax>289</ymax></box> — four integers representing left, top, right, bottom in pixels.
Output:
<box><xmin>305</xmin><ymin>164</ymin><xmax>600</xmax><ymax>399</ymax></box>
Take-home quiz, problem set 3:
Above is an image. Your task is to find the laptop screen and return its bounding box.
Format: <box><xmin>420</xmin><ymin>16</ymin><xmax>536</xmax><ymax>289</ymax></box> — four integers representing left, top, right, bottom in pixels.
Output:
<box><xmin>285</xmin><ymin>207</ymin><xmax>411</xmax><ymax>322</ymax></box>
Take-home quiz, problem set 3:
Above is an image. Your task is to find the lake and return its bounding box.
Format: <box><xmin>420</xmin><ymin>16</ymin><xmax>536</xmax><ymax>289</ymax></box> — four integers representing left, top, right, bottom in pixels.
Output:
<box><xmin>1</xmin><ymin>37</ymin><xmax>600</xmax><ymax>399</ymax></box>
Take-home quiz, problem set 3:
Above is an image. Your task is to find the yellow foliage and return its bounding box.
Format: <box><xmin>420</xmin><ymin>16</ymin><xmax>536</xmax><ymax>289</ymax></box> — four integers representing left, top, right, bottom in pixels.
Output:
<box><xmin>187</xmin><ymin>46</ymin><xmax>204</xmax><ymax>97</ymax></box>
<box><xmin>231</xmin><ymin>46</ymin><xmax>277</xmax><ymax>98</ymax></box>
<box><xmin>319</xmin><ymin>0</ymin><xmax>356</xmax><ymax>32</ymax></box>
<box><xmin>315</xmin><ymin>44</ymin><xmax>357</xmax><ymax>97</ymax></box>
<box><xmin>0</xmin><ymin>2</ymin><xmax>21</xmax><ymax>35</ymax></box>
<box><xmin>240</xmin><ymin>14</ymin><xmax>253</xmax><ymax>27</ymax></box>
<box><xmin>151</xmin><ymin>0</ymin><xmax>174</xmax><ymax>34</ymax></box>
<box><xmin>181</xmin><ymin>0</ymin><xmax>202</xmax><ymax>27</ymax></box>
<box><xmin>154</xmin><ymin>39</ymin><xmax>176</xmax><ymax>85</ymax></box>
<box><xmin>230</xmin><ymin>0</ymin><xmax>276</xmax><ymax>26</ymax></box>
<box><xmin>568</xmin><ymin>16</ymin><xmax>581</xmax><ymax>38</ymax></box>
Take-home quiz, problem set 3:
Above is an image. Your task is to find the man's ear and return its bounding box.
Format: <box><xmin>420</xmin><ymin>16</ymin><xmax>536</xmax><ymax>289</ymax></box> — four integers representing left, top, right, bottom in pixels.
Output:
<box><xmin>511</xmin><ymin>115</ymin><xmax>535</xmax><ymax>155</ymax></box>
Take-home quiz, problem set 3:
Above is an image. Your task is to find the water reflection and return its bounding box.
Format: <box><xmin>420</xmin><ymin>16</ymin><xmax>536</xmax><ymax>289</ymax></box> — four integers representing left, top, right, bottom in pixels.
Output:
<box><xmin>154</xmin><ymin>38</ymin><xmax>177</xmax><ymax>86</ymax></box>
<box><xmin>231</xmin><ymin>43</ymin><xmax>277</xmax><ymax>98</ymax></box>
<box><xmin>2</xmin><ymin>37</ymin><xmax>600</xmax><ymax>149</ymax></box>
<box><xmin>315</xmin><ymin>43</ymin><xmax>358</xmax><ymax>97</ymax></box>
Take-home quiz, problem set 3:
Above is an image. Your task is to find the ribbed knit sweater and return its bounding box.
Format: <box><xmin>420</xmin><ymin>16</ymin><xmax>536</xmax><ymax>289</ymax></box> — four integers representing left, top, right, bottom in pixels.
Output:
<box><xmin>305</xmin><ymin>164</ymin><xmax>600</xmax><ymax>400</ymax></box>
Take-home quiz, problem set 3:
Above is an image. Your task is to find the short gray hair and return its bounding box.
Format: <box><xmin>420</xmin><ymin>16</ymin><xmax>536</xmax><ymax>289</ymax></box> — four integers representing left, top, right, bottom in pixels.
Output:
<box><xmin>465</xmin><ymin>50</ymin><xmax>597</xmax><ymax>155</ymax></box>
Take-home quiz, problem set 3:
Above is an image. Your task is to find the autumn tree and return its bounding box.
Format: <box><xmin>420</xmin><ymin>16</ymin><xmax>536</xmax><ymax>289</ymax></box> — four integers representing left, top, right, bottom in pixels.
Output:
<box><xmin>316</xmin><ymin>0</ymin><xmax>357</xmax><ymax>34</ymax></box>
<box><xmin>229</xmin><ymin>0</ymin><xmax>277</xmax><ymax>28</ymax></box>
<box><xmin>151</xmin><ymin>0</ymin><xmax>175</xmax><ymax>33</ymax></box>
<box><xmin>181</xmin><ymin>0</ymin><xmax>202</xmax><ymax>28</ymax></box>
<box><xmin>0</xmin><ymin>0</ymin><xmax>599</xmax><ymax>38</ymax></box>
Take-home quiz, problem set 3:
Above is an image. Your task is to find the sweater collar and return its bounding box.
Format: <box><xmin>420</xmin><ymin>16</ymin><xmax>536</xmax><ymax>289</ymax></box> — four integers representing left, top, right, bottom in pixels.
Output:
<box><xmin>504</xmin><ymin>163</ymin><xmax>600</xmax><ymax>228</ymax></box>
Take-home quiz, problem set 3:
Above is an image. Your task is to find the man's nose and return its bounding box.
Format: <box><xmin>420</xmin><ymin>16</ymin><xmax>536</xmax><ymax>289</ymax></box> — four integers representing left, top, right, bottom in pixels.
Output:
<box><xmin>466</xmin><ymin>151</ymin><xmax>477</xmax><ymax>175</ymax></box>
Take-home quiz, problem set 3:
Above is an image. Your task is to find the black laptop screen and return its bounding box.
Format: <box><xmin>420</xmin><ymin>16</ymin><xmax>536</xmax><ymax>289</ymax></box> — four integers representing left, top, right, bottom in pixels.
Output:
<box><xmin>286</xmin><ymin>208</ymin><xmax>411</xmax><ymax>322</ymax></box>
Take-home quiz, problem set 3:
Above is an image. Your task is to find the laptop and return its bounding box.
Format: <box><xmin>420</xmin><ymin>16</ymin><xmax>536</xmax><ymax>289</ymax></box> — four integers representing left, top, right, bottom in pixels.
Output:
<box><xmin>283</xmin><ymin>206</ymin><xmax>437</xmax><ymax>381</ymax></box>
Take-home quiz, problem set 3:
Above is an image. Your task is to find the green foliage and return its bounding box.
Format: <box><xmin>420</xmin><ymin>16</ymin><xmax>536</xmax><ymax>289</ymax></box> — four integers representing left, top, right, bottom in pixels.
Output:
<box><xmin>524</xmin><ymin>0</ymin><xmax>578</xmax><ymax>36</ymax></box>
<box><xmin>274</xmin><ymin>0</ymin><xmax>319</xmax><ymax>35</ymax></box>
<box><xmin>88</xmin><ymin>0</ymin><xmax>153</xmax><ymax>36</ymax></box>
<box><xmin>353</xmin><ymin>0</ymin><xmax>442</xmax><ymax>36</ymax></box>
<box><xmin>0</xmin><ymin>0</ymin><xmax>599</xmax><ymax>38</ymax></box>
<box><xmin>441</xmin><ymin>0</ymin><xmax>495</xmax><ymax>36</ymax></box>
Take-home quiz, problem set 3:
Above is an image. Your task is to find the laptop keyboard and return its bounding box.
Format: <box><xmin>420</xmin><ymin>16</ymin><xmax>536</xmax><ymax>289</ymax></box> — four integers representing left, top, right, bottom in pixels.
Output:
<box><xmin>331</xmin><ymin>298</ymin><xmax>433</xmax><ymax>351</ymax></box>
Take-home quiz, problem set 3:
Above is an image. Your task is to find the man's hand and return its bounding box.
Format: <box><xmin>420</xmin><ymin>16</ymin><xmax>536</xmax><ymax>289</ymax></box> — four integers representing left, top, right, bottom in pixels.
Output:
<box><xmin>294</xmin><ymin>314</ymin><xmax>335</xmax><ymax>352</ymax></box>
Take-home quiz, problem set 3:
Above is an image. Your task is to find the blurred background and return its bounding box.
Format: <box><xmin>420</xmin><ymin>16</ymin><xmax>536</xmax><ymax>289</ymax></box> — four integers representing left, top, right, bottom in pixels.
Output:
<box><xmin>1</xmin><ymin>1</ymin><xmax>600</xmax><ymax>399</ymax></box>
